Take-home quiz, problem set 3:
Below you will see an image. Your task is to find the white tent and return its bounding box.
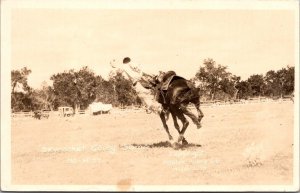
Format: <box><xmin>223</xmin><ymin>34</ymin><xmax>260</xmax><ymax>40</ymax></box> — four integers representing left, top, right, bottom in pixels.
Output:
<box><xmin>89</xmin><ymin>102</ymin><xmax>112</xmax><ymax>115</ymax></box>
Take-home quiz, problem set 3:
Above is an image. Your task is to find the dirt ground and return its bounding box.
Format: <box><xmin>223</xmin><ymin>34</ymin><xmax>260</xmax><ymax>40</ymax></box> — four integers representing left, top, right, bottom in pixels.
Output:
<box><xmin>11</xmin><ymin>101</ymin><xmax>294</xmax><ymax>187</ymax></box>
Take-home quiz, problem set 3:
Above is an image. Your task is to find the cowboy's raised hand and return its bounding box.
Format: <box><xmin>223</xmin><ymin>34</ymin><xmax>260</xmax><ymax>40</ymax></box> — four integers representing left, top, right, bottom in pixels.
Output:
<box><xmin>110</xmin><ymin>59</ymin><xmax>116</xmax><ymax>68</ymax></box>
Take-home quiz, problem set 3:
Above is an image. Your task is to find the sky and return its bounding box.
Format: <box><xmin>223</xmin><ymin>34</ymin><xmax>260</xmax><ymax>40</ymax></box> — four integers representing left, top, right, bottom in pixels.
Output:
<box><xmin>11</xmin><ymin>8</ymin><xmax>296</xmax><ymax>88</ymax></box>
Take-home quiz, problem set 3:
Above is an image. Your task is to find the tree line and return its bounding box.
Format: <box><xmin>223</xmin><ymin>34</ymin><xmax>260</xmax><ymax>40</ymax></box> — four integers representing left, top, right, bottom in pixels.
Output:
<box><xmin>193</xmin><ymin>58</ymin><xmax>294</xmax><ymax>101</ymax></box>
<box><xmin>11</xmin><ymin>67</ymin><xmax>140</xmax><ymax>112</ymax></box>
<box><xmin>11</xmin><ymin>58</ymin><xmax>294</xmax><ymax>112</ymax></box>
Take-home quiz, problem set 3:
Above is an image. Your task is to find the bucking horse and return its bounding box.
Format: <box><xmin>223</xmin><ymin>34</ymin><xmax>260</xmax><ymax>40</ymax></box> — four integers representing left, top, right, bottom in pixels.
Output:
<box><xmin>110</xmin><ymin>57</ymin><xmax>204</xmax><ymax>145</ymax></box>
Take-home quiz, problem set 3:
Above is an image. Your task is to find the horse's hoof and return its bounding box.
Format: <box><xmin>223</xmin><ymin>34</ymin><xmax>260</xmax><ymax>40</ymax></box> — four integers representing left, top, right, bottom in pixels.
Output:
<box><xmin>169</xmin><ymin>135</ymin><xmax>173</xmax><ymax>141</ymax></box>
<box><xmin>177</xmin><ymin>135</ymin><xmax>184</xmax><ymax>143</ymax></box>
<box><xmin>182</xmin><ymin>139</ymin><xmax>189</xmax><ymax>145</ymax></box>
<box><xmin>196</xmin><ymin>123</ymin><xmax>202</xmax><ymax>129</ymax></box>
<box><xmin>172</xmin><ymin>142</ymin><xmax>180</xmax><ymax>149</ymax></box>
<box><xmin>198</xmin><ymin>117</ymin><xmax>203</xmax><ymax>122</ymax></box>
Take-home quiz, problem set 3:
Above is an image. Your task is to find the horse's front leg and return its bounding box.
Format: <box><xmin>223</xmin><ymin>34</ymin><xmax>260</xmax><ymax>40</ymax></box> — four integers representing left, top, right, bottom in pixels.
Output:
<box><xmin>159</xmin><ymin>111</ymin><xmax>173</xmax><ymax>140</ymax></box>
<box><xmin>170</xmin><ymin>109</ymin><xmax>188</xmax><ymax>145</ymax></box>
<box><xmin>175</xmin><ymin>109</ymin><xmax>189</xmax><ymax>145</ymax></box>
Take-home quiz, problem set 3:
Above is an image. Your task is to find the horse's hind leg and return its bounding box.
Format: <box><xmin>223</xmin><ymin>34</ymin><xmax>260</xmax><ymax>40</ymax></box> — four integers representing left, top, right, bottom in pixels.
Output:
<box><xmin>179</xmin><ymin>102</ymin><xmax>201</xmax><ymax>129</ymax></box>
<box><xmin>159</xmin><ymin>111</ymin><xmax>173</xmax><ymax>140</ymax></box>
<box><xmin>191</xmin><ymin>98</ymin><xmax>204</xmax><ymax>123</ymax></box>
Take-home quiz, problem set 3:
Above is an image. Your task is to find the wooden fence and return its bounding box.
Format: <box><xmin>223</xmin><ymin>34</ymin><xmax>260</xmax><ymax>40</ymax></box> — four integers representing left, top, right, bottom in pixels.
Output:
<box><xmin>11</xmin><ymin>96</ymin><xmax>293</xmax><ymax>118</ymax></box>
<box><xmin>12</xmin><ymin>111</ymin><xmax>33</xmax><ymax>118</ymax></box>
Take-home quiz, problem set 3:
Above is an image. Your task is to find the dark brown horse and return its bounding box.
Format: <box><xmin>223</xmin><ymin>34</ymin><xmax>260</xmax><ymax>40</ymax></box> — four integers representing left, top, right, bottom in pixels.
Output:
<box><xmin>139</xmin><ymin>71</ymin><xmax>204</xmax><ymax>145</ymax></box>
<box><xmin>111</xmin><ymin>57</ymin><xmax>204</xmax><ymax>145</ymax></box>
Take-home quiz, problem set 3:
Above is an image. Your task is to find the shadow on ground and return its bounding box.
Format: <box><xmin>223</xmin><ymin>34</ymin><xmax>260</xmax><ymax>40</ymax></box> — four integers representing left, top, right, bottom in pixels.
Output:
<box><xmin>121</xmin><ymin>141</ymin><xmax>202</xmax><ymax>150</ymax></box>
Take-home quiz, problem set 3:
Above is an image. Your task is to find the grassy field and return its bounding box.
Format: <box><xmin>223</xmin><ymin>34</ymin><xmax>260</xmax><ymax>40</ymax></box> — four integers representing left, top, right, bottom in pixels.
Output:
<box><xmin>11</xmin><ymin>101</ymin><xmax>294</xmax><ymax>187</ymax></box>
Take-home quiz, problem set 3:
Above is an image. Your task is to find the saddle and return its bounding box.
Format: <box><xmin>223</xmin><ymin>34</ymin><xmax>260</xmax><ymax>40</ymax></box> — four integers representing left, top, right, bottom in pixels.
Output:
<box><xmin>160</xmin><ymin>75</ymin><xmax>185</xmax><ymax>90</ymax></box>
<box><xmin>158</xmin><ymin>72</ymin><xmax>186</xmax><ymax>104</ymax></box>
<box><xmin>158</xmin><ymin>71</ymin><xmax>184</xmax><ymax>90</ymax></box>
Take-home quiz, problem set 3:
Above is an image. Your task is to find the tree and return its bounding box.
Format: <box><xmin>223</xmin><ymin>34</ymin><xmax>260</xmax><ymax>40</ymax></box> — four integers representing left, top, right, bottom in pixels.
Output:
<box><xmin>247</xmin><ymin>74</ymin><xmax>266</xmax><ymax>97</ymax></box>
<box><xmin>94</xmin><ymin>76</ymin><xmax>115</xmax><ymax>105</ymax></box>
<box><xmin>50</xmin><ymin>66</ymin><xmax>97</xmax><ymax>110</ymax></box>
<box><xmin>11</xmin><ymin>92</ymin><xmax>34</xmax><ymax>112</ymax></box>
<box><xmin>264</xmin><ymin>66</ymin><xmax>294</xmax><ymax>97</ymax></box>
<box><xmin>73</xmin><ymin>66</ymin><xmax>97</xmax><ymax>110</ymax></box>
<box><xmin>284</xmin><ymin>66</ymin><xmax>294</xmax><ymax>95</ymax></box>
<box><xmin>11</xmin><ymin>67</ymin><xmax>34</xmax><ymax>111</ymax></box>
<box><xmin>235</xmin><ymin>80</ymin><xmax>252</xmax><ymax>99</ymax></box>
<box><xmin>11</xmin><ymin>67</ymin><xmax>32</xmax><ymax>93</ymax></box>
<box><xmin>278</xmin><ymin>66</ymin><xmax>294</xmax><ymax>96</ymax></box>
<box><xmin>264</xmin><ymin>70</ymin><xmax>279</xmax><ymax>97</ymax></box>
<box><xmin>231</xmin><ymin>75</ymin><xmax>241</xmax><ymax>100</ymax></box>
<box><xmin>31</xmin><ymin>81</ymin><xmax>56</xmax><ymax>110</ymax></box>
<box><xmin>109</xmin><ymin>71</ymin><xmax>141</xmax><ymax>106</ymax></box>
<box><xmin>195</xmin><ymin>58</ymin><xmax>236</xmax><ymax>100</ymax></box>
<box><xmin>219</xmin><ymin>76</ymin><xmax>240</xmax><ymax>99</ymax></box>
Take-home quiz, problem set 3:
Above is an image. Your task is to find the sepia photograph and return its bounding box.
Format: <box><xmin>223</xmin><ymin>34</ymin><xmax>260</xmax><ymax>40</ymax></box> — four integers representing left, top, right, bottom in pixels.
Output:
<box><xmin>1</xmin><ymin>0</ymin><xmax>299</xmax><ymax>191</ymax></box>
